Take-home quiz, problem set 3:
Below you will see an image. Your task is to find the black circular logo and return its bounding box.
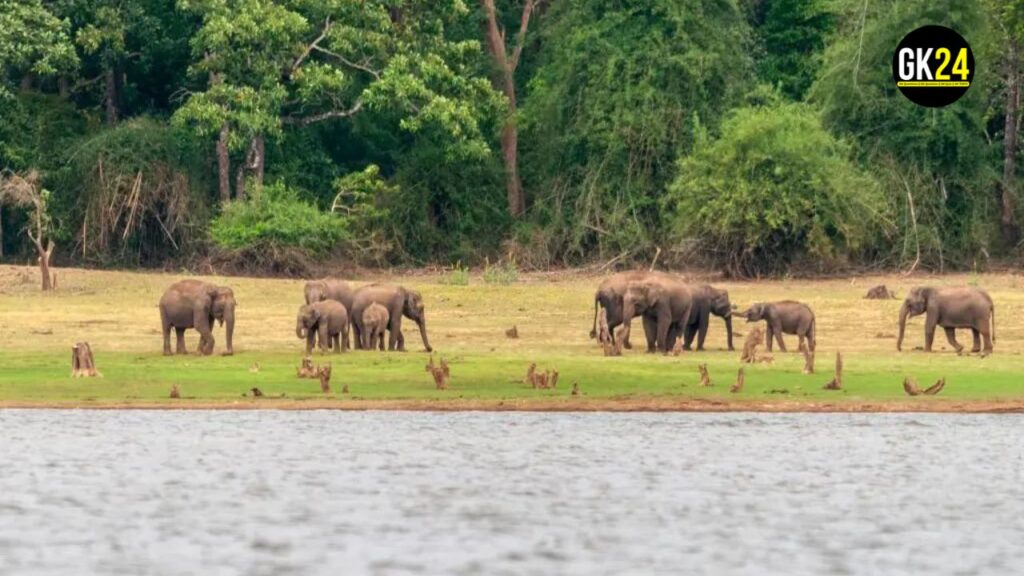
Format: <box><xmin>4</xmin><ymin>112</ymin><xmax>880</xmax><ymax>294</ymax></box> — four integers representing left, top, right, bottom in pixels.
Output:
<box><xmin>892</xmin><ymin>25</ymin><xmax>974</xmax><ymax>107</ymax></box>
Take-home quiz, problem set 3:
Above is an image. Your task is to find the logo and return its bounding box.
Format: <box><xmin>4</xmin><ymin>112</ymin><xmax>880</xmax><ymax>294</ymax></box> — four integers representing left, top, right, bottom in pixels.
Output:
<box><xmin>892</xmin><ymin>25</ymin><xmax>974</xmax><ymax>107</ymax></box>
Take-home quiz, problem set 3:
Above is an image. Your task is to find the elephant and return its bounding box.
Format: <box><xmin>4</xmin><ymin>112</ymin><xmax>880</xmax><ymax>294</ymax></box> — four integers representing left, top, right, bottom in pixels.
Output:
<box><xmin>590</xmin><ymin>270</ymin><xmax>685</xmax><ymax>349</ymax></box>
<box><xmin>678</xmin><ymin>284</ymin><xmax>734</xmax><ymax>351</ymax></box>
<box><xmin>296</xmin><ymin>300</ymin><xmax>349</xmax><ymax>354</ymax></box>
<box><xmin>619</xmin><ymin>276</ymin><xmax>694</xmax><ymax>353</ymax></box>
<box><xmin>897</xmin><ymin>286</ymin><xmax>995</xmax><ymax>354</ymax></box>
<box><xmin>159</xmin><ymin>279</ymin><xmax>236</xmax><ymax>356</ymax></box>
<box><xmin>734</xmin><ymin>301</ymin><xmax>815</xmax><ymax>353</ymax></box>
<box><xmin>361</xmin><ymin>302</ymin><xmax>390</xmax><ymax>351</ymax></box>
<box><xmin>304</xmin><ymin>278</ymin><xmax>355</xmax><ymax>311</ymax></box>
<box><xmin>349</xmin><ymin>284</ymin><xmax>432</xmax><ymax>352</ymax></box>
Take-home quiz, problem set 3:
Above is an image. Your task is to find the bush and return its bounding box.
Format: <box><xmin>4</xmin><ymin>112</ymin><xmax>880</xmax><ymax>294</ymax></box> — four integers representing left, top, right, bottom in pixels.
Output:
<box><xmin>211</xmin><ymin>182</ymin><xmax>348</xmax><ymax>257</ymax></box>
<box><xmin>439</xmin><ymin>263</ymin><xmax>471</xmax><ymax>286</ymax></box>
<box><xmin>665</xmin><ymin>103</ymin><xmax>890</xmax><ymax>277</ymax></box>
<box><xmin>482</xmin><ymin>259</ymin><xmax>519</xmax><ymax>285</ymax></box>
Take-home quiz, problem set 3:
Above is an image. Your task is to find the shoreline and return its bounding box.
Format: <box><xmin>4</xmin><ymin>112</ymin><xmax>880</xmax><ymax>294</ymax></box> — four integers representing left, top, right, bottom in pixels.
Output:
<box><xmin>3</xmin><ymin>398</ymin><xmax>1023</xmax><ymax>413</ymax></box>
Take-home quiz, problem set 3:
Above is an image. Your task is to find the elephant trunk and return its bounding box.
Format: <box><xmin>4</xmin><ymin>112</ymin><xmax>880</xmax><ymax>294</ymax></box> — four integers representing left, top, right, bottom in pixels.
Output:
<box><xmin>296</xmin><ymin>318</ymin><xmax>306</xmax><ymax>340</ymax></box>
<box><xmin>224</xmin><ymin>303</ymin><xmax>235</xmax><ymax>355</ymax></box>
<box><xmin>417</xmin><ymin>316</ymin><xmax>432</xmax><ymax>353</ymax></box>
<box><xmin>897</xmin><ymin>302</ymin><xmax>909</xmax><ymax>351</ymax></box>
<box><xmin>724</xmin><ymin>314</ymin><xmax>734</xmax><ymax>350</ymax></box>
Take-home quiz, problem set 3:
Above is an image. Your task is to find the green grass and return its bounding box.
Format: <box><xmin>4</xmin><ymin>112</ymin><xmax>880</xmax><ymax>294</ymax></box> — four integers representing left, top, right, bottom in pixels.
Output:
<box><xmin>1</xmin><ymin>265</ymin><xmax>1022</xmax><ymax>408</ymax></box>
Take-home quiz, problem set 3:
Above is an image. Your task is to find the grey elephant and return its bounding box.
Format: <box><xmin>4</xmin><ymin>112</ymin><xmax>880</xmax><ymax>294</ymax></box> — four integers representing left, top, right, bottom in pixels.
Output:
<box><xmin>620</xmin><ymin>276</ymin><xmax>694</xmax><ymax>353</ymax></box>
<box><xmin>350</xmin><ymin>284</ymin><xmax>432</xmax><ymax>352</ymax></box>
<box><xmin>590</xmin><ymin>270</ymin><xmax>684</xmax><ymax>349</ymax></box>
<box><xmin>897</xmin><ymin>286</ymin><xmax>995</xmax><ymax>354</ymax></box>
<box><xmin>159</xmin><ymin>279</ymin><xmax>236</xmax><ymax>356</ymax></box>
<box><xmin>734</xmin><ymin>301</ymin><xmax>815</xmax><ymax>352</ymax></box>
<box><xmin>361</xmin><ymin>302</ymin><xmax>390</xmax><ymax>351</ymax></box>
<box><xmin>679</xmin><ymin>284</ymin><xmax>734</xmax><ymax>351</ymax></box>
<box><xmin>296</xmin><ymin>300</ymin><xmax>349</xmax><ymax>354</ymax></box>
<box><xmin>304</xmin><ymin>278</ymin><xmax>355</xmax><ymax>311</ymax></box>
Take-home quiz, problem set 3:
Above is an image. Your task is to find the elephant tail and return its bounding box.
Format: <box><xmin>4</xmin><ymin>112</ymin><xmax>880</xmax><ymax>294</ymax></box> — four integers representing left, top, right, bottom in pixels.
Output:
<box><xmin>590</xmin><ymin>294</ymin><xmax>599</xmax><ymax>339</ymax></box>
<box><xmin>809</xmin><ymin>317</ymin><xmax>817</xmax><ymax>351</ymax></box>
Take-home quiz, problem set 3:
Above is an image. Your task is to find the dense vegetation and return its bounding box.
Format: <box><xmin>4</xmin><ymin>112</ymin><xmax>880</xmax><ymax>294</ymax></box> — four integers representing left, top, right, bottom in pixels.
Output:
<box><xmin>1</xmin><ymin>0</ymin><xmax>1021</xmax><ymax>277</ymax></box>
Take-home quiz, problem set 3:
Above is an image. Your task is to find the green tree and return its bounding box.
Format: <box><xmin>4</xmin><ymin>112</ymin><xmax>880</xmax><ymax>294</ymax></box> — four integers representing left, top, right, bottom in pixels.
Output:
<box><xmin>750</xmin><ymin>0</ymin><xmax>833</xmax><ymax>100</ymax></box>
<box><xmin>665</xmin><ymin>102</ymin><xmax>887</xmax><ymax>277</ymax></box>
<box><xmin>0</xmin><ymin>0</ymin><xmax>77</xmax><ymax>96</ymax></box>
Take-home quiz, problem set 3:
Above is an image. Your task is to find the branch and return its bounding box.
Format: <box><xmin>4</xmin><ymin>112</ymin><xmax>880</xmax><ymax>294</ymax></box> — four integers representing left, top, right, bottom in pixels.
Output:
<box><xmin>481</xmin><ymin>0</ymin><xmax>509</xmax><ymax>69</ymax></box>
<box><xmin>510</xmin><ymin>0</ymin><xmax>537</xmax><ymax>72</ymax></box>
<box><xmin>291</xmin><ymin>17</ymin><xmax>332</xmax><ymax>75</ymax></box>
<box><xmin>282</xmin><ymin>100</ymin><xmax>364</xmax><ymax>126</ymax></box>
<box><xmin>311</xmin><ymin>46</ymin><xmax>381</xmax><ymax>79</ymax></box>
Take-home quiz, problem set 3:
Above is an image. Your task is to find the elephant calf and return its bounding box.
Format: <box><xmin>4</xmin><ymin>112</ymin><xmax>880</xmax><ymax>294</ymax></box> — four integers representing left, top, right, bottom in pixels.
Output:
<box><xmin>159</xmin><ymin>279</ymin><xmax>236</xmax><ymax>356</ymax></box>
<box><xmin>296</xmin><ymin>300</ymin><xmax>350</xmax><ymax>354</ymax></box>
<box><xmin>734</xmin><ymin>300</ymin><xmax>816</xmax><ymax>353</ymax></box>
<box><xmin>361</xmin><ymin>303</ymin><xmax>390</xmax><ymax>351</ymax></box>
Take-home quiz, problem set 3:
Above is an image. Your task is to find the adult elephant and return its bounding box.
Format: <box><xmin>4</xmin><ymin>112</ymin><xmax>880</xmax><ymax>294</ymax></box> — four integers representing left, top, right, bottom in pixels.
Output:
<box><xmin>349</xmin><ymin>284</ymin><xmax>432</xmax><ymax>352</ymax></box>
<box><xmin>897</xmin><ymin>286</ymin><xmax>995</xmax><ymax>355</ymax></box>
<box><xmin>159</xmin><ymin>279</ymin><xmax>236</xmax><ymax>356</ymax></box>
<box><xmin>590</xmin><ymin>270</ymin><xmax>683</xmax><ymax>348</ymax></box>
<box><xmin>679</xmin><ymin>284</ymin><xmax>734</xmax><ymax>351</ymax></box>
<box><xmin>304</xmin><ymin>278</ymin><xmax>355</xmax><ymax>311</ymax></box>
<box><xmin>734</xmin><ymin>301</ymin><xmax>815</xmax><ymax>352</ymax></box>
<box><xmin>619</xmin><ymin>276</ymin><xmax>693</xmax><ymax>353</ymax></box>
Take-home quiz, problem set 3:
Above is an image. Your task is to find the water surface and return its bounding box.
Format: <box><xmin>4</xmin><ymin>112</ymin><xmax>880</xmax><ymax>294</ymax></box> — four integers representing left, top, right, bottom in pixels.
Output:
<box><xmin>1</xmin><ymin>411</ymin><xmax>1021</xmax><ymax>575</ymax></box>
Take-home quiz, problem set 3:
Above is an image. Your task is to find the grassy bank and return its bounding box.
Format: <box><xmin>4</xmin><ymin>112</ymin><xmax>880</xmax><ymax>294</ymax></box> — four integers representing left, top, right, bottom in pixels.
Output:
<box><xmin>1</xmin><ymin>265</ymin><xmax>1023</xmax><ymax>411</ymax></box>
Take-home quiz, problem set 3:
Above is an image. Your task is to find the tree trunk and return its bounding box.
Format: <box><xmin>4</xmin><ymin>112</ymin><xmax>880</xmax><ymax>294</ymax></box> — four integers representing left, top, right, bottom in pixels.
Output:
<box><xmin>71</xmin><ymin>342</ymin><xmax>100</xmax><ymax>377</ymax></box>
<box><xmin>234</xmin><ymin>136</ymin><xmax>265</xmax><ymax>201</ymax></box>
<box><xmin>0</xmin><ymin>206</ymin><xmax>4</xmax><ymax>260</ymax></box>
<box><xmin>58</xmin><ymin>76</ymin><xmax>70</xmax><ymax>98</ymax></box>
<box><xmin>252</xmin><ymin>135</ymin><xmax>265</xmax><ymax>192</ymax></box>
<box><xmin>1001</xmin><ymin>40</ymin><xmax>1020</xmax><ymax>247</ymax></box>
<box><xmin>235</xmin><ymin>156</ymin><xmax>248</xmax><ymax>201</ymax></box>
<box><xmin>103</xmin><ymin>64</ymin><xmax>120</xmax><ymax>125</ymax></box>
<box><xmin>37</xmin><ymin>239</ymin><xmax>54</xmax><ymax>291</ymax></box>
<box><xmin>20</xmin><ymin>73</ymin><xmax>34</xmax><ymax>91</ymax></box>
<box><xmin>217</xmin><ymin>123</ymin><xmax>231</xmax><ymax>202</ymax></box>
<box><xmin>500</xmin><ymin>85</ymin><xmax>524</xmax><ymax>217</ymax></box>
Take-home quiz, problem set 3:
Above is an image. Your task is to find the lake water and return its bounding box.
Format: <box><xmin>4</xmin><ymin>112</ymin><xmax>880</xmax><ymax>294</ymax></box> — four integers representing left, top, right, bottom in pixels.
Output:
<box><xmin>1</xmin><ymin>411</ymin><xmax>1022</xmax><ymax>575</ymax></box>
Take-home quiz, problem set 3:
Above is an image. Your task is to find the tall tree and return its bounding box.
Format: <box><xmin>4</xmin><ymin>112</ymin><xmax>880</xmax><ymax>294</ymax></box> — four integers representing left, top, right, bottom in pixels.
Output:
<box><xmin>987</xmin><ymin>0</ymin><xmax>1024</xmax><ymax>246</ymax></box>
<box><xmin>174</xmin><ymin>0</ymin><xmax>500</xmax><ymax>203</ymax></box>
<box><xmin>481</xmin><ymin>0</ymin><xmax>542</xmax><ymax>217</ymax></box>
<box><xmin>750</xmin><ymin>0</ymin><xmax>833</xmax><ymax>100</ymax></box>
<box><xmin>0</xmin><ymin>0</ymin><xmax>77</xmax><ymax>96</ymax></box>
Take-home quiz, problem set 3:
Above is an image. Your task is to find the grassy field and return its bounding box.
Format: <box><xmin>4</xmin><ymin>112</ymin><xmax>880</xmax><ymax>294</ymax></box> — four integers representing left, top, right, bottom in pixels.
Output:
<box><xmin>1</xmin><ymin>264</ymin><xmax>1023</xmax><ymax>411</ymax></box>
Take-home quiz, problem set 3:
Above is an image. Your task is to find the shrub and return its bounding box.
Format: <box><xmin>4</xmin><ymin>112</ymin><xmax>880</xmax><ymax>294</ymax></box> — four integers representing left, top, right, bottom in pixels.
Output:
<box><xmin>211</xmin><ymin>182</ymin><xmax>347</xmax><ymax>257</ymax></box>
<box><xmin>440</xmin><ymin>263</ymin><xmax>471</xmax><ymax>286</ymax></box>
<box><xmin>482</xmin><ymin>259</ymin><xmax>518</xmax><ymax>285</ymax></box>
<box><xmin>664</xmin><ymin>103</ymin><xmax>890</xmax><ymax>277</ymax></box>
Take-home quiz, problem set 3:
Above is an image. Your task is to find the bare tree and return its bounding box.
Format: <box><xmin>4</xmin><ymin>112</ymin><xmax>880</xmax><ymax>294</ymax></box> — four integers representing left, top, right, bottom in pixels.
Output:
<box><xmin>0</xmin><ymin>170</ymin><xmax>57</xmax><ymax>290</ymax></box>
<box><xmin>481</xmin><ymin>0</ymin><xmax>544</xmax><ymax>217</ymax></box>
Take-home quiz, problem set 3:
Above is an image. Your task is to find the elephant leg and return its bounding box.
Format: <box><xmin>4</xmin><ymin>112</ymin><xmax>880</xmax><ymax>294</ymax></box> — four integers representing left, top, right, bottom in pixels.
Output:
<box><xmin>643</xmin><ymin>315</ymin><xmax>658</xmax><ymax>353</ymax></box>
<box><xmin>924</xmin><ymin>315</ymin><xmax>937</xmax><ymax>352</ymax></box>
<box><xmin>318</xmin><ymin>324</ymin><xmax>329</xmax><ymax>353</ymax></box>
<box><xmin>396</xmin><ymin>329</ymin><xmax>406</xmax><ymax>352</ymax></box>
<box><xmin>971</xmin><ymin>329</ymin><xmax>981</xmax><ymax>353</ymax></box>
<box><xmin>943</xmin><ymin>327</ymin><xmax>963</xmax><ymax>354</ymax></box>
<box><xmin>175</xmin><ymin>327</ymin><xmax>187</xmax><ymax>355</ymax></box>
<box><xmin>332</xmin><ymin>333</ymin><xmax>340</xmax><ymax>353</ymax></box>
<box><xmin>161</xmin><ymin>316</ymin><xmax>173</xmax><ymax>356</ymax></box>
<box><xmin>306</xmin><ymin>330</ymin><xmax>315</xmax><ymax>354</ymax></box>
<box><xmin>387</xmin><ymin>317</ymin><xmax>400</xmax><ymax>351</ymax></box>
<box><xmin>773</xmin><ymin>322</ymin><xmax>787</xmax><ymax>352</ymax></box>
<box><xmin>683</xmin><ymin>324</ymin><xmax>696</xmax><ymax>351</ymax></box>
<box><xmin>981</xmin><ymin>326</ymin><xmax>993</xmax><ymax>354</ymax></box>
<box><xmin>765</xmin><ymin>325</ymin><xmax>773</xmax><ymax>352</ymax></box>
<box><xmin>696</xmin><ymin>316</ymin><xmax>709</xmax><ymax>351</ymax></box>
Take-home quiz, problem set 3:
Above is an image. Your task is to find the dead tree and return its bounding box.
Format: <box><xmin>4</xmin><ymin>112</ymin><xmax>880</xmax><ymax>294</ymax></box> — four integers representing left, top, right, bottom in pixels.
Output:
<box><xmin>698</xmin><ymin>363</ymin><xmax>712</xmax><ymax>387</ymax></box>
<box><xmin>505</xmin><ymin>325</ymin><xmax>519</xmax><ymax>338</ymax></box>
<box><xmin>924</xmin><ymin>378</ymin><xmax>946</xmax><ymax>396</ymax></box>
<box><xmin>297</xmin><ymin>356</ymin><xmax>317</xmax><ymax>378</ymax></box>
<box><xmin>571</xmin><ymin>382</ymin><xmax>580</xmax><ymax>396</ymax></box>
<box><xmin>730</xmin><ymin>367</ymin><xmax>745</xmax><ymax>393</ymax></box>
<box><xmin>0</xmin><ymin>170</ymin><xmax>56</xmax><ymax>290</ymax></box>
<box><xmin>426</xmin><ymin>356</ymin><xmax>450</xmax><ymax>390</ymax></box>
<box><xmin>550</xmin><ymin>370</ymin><xmax>559</xmax><ymax>389</ymax></box>
<box><xmin>525</xmin><ymin>362</ymin><xmax>537</xmax><ymax>386</ymax></box>
<box><xmin>823</xmin><ymin>352</ymin><xmax>843</xmax><ymax>390</ymax></box>
<box><xmin>318</xmin><ymin>364</ymin><xmax>332</xmax><ymax>393</ymax></box>
<box><xmin>740</xmin><ymin>327</ymin><xmax>764</xmax><ymax>363</ymax></box>
<box><xmin>71</xmin><ymin>342</ymin><xmax>100</xmax><ymax>377</ymax></box>
<box><xmin>800</xmin><ymin>341</ymin><xmax>815</xmax><ymax>374</ymax></box>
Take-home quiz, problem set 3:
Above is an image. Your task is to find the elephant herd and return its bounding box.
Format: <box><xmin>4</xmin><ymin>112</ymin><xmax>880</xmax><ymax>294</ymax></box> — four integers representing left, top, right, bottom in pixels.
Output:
<box><xmin>156</xmin><ymin>270</ymin><xmax>997</xmax><ymax>359</ymax></box>
<box><xmin>158</xmin><ymin>278</ymin><xmax>432</xmax><ymax>356</ymax></box>
<box><xmin>590</xmin><ymin>271</ymin><xmax>997</xmax><ymax>356</ymax></box>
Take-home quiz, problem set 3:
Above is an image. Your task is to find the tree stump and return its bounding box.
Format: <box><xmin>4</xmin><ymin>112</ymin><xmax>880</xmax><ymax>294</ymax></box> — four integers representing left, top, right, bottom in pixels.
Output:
<box><xmin>800</xmin><ymin>342</ymin><xmax>815</xmax><ymax>374</ymax></box>
<box><xmin>823</xmin><ymin>352</ymin><xmax>843</xmax><ymax>390</ymax></box>
<box><xmin>297</xmin><ymin>356</ymin><xmax>316</xmax><ymax>378</ymax></box>
<box><xmin>730</xmin><ymin>367</ymin><xmax>745</xmax><ymax>393</ymax></box>
<box><xmin>698</xmin><ymin>363</ymin><xmax>712</xmax><ymax>387</ymax></box>
<box><xmin>505</xmin><ymin>325</ymin><xmax>519</xmax><ymax>338</ymax></box>
<box><xmin>426</xmin><ymin>356</ymin><xmax>449</xmax><ymax>390</ymax></box>
<box><xmin>318</xmin><ymin>364</ymin><xmax>332</xmax><ymax>393</ymax></box>
<box><xmin>740</xmin><ymin>327</ymin><xmax>764</xmax><ymax>363</ymax></box>
<box><xmin>169</xmin><ymin>384</ymin><xmax>180</xmax><ymax>399</ymax></box>
<box><xmin>71</xmin><ymin>342</ymin><xmax>100</xmax><ymax>377</ymax></box>
<box><xmin>571</xmin><ymin>382</ymin><xmax>580</xmax><ymax>396</ymax></box>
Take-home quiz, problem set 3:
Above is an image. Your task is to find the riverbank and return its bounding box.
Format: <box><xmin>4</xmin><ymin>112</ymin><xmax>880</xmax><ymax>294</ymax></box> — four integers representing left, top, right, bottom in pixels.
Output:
<box><xmin>2</xmin><ymin>265</ymin><xmax>1023</xmax><ymax>412</ymax></box>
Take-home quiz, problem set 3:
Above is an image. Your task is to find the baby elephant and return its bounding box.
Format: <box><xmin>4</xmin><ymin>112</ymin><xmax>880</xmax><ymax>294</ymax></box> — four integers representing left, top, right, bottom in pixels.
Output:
<box><xmin>296</xmin><ymin>300</ymin><xmax>349</xmax><ymax>354</ymax></box>
<box><xmin>734</xmin><ymin>300</ymin><xmax>816</xmax><ymax>352</ymax></box>
<box><xmin>361</xmin><ymin>302</ymin><xmax>390</xmax><ymax>351</ymax></box>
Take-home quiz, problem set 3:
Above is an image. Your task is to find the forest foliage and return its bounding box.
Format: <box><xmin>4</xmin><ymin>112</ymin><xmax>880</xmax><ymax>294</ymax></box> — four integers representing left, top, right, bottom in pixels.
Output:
<box><xmin>0</xmin><ymin>0</ymin><xmax>1021</xmax><ymax>277</ymax></box>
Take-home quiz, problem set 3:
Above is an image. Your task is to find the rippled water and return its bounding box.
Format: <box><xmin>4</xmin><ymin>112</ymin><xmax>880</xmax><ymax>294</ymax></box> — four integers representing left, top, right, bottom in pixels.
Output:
<box><xmin>1</xmin><ymin>411</ymin><xmax>1022</xmax><ymax>575</ymax></box>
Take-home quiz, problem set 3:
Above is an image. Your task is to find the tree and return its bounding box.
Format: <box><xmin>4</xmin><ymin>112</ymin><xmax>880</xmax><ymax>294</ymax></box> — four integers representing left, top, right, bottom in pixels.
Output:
<box><xmin>173</xmin><ymin>0</ymin><xmax>500</xmax><ymax>203</ymax></box>
<box><xmin>986</xmin><ymin>0</ymin><xmax>1024</xmax><ymax>246</ymax></box>
<box><xmin>0</xmin><ymin>0</ymin><xmax>77</xmax><ymax>96</ymax></box>
<box><xmin>750</xmin><ymin>0</ymin><xmax>833</xmax><ymax>100</ymax></box>
<box><xmin>481</xmin><ymin>0</ymin><xmax>543</xmax><ymax>217</ymax></box>
<box><xmin>0</xmin><ymin>170</ymin><xmax>56</xmax><ymax>289</ymax></box>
